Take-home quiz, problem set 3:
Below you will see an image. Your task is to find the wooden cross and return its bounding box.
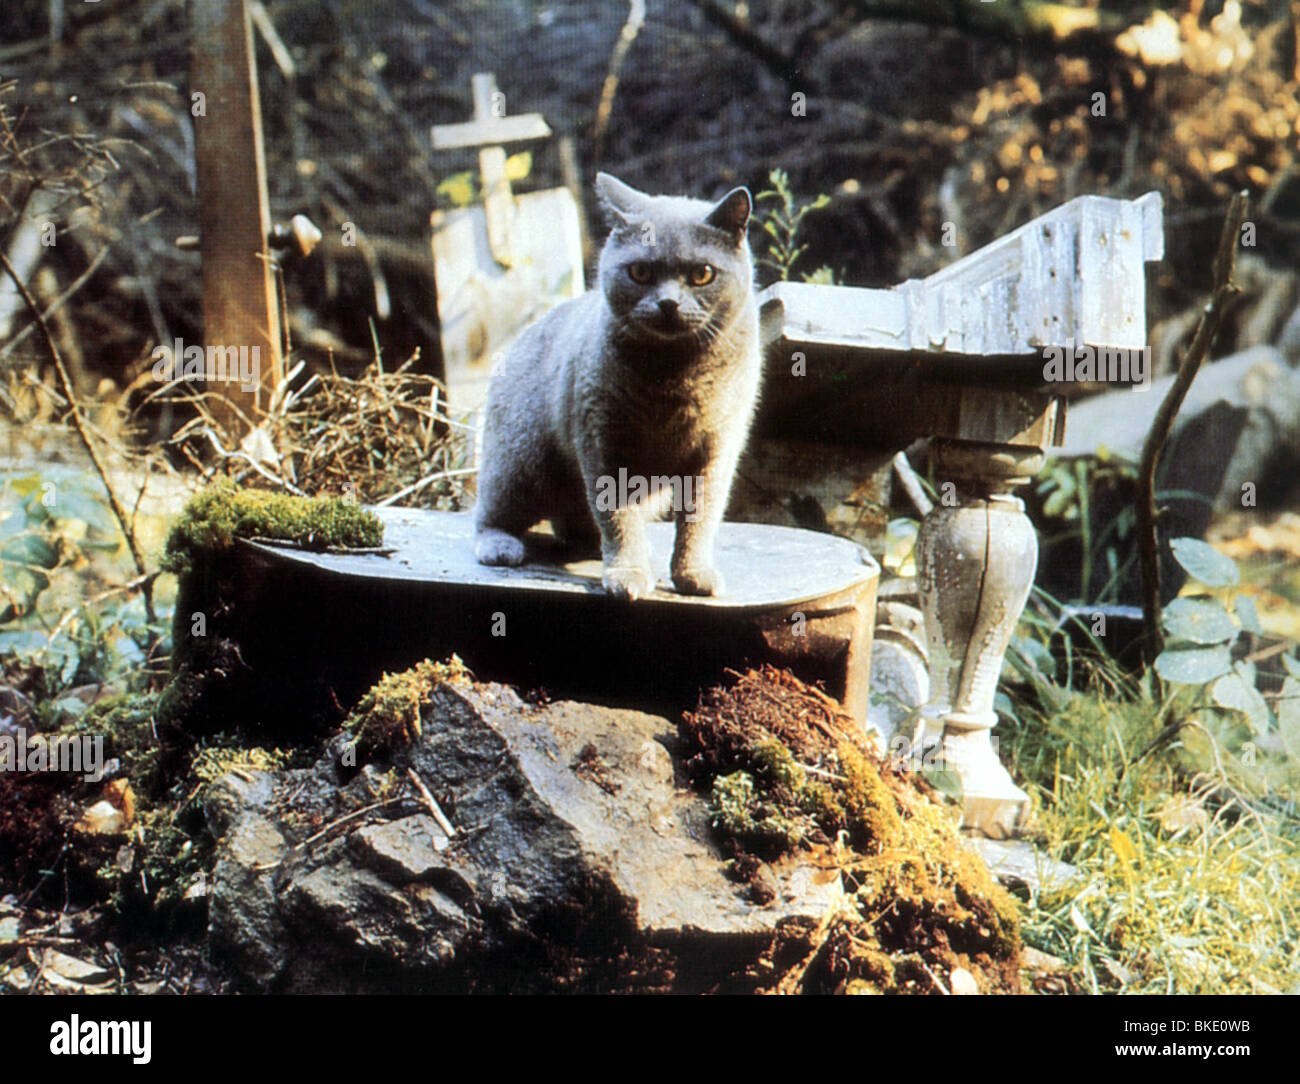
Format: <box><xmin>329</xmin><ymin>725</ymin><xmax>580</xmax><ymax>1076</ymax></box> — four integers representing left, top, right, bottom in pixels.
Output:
<box><xmin>432</xmin><ymin>73</ymin><xmax>552</xmax><ymax>267</ymax></box>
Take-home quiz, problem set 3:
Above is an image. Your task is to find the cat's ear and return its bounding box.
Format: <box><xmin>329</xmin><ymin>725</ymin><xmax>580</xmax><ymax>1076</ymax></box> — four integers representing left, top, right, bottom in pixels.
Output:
<box><xmin>705</xmin><ymin>187</ymin><xmax>752</xmax><ymax>244</ymax></box>
<box><xmin>595</xmin><ymin>172</ymin><xmax>651</xmax><ymax>227</ymax></box>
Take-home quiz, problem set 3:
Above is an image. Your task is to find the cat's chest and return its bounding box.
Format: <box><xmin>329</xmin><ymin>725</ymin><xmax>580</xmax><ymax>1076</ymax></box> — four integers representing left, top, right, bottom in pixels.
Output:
<box><xmin>599</xmin><ymin>377</ymin><xmax>731</xmax><ymax>466</ymax></box>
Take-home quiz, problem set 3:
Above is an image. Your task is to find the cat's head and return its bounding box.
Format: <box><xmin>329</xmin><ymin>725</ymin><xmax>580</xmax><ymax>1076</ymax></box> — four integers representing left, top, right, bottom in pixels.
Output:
<box><xmin>594</xmin><ymin>173</ymin><xmax>754</xmax><ymax>349</ymax></box>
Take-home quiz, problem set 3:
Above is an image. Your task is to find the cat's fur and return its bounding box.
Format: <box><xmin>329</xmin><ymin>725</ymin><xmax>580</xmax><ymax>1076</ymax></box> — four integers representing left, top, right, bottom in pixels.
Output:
<box><xmin>473</xmin><ymin>172</ymin><xmax>762</xmax><ymax>599</ymax></box>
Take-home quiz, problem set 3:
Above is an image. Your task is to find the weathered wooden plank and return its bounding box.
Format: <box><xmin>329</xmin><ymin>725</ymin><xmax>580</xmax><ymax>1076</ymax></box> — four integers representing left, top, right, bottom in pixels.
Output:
<box><xmin>430</xmin><ymin>74</ymin><xmax>584</xmax><ymax>416</ymax></box>
<box><xmin>431</xmin><ymin>188</ymin><xmax>583</xmax><ymax>418</ymax></box>
<box><xmin>760</xmin><ymin>190</ymin><xmax>1164</xmax><ymax>360</ymax></box>
<box><xmin>222</xmin><ymin>509</ymin><xmax>879</xmax><ymax>724</ymax></box>
<box><xmin>431</xmin><ymin>114</ymin><xmax>553</xmax><ymax>151</ymax></box>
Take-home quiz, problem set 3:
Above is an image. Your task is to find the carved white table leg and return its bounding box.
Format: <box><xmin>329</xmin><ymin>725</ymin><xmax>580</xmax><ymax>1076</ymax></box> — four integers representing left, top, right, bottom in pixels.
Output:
<box><xmin>915</xmin><ymin>440</ymin><xmax>1040</xmax><ymax>838</ymax></box>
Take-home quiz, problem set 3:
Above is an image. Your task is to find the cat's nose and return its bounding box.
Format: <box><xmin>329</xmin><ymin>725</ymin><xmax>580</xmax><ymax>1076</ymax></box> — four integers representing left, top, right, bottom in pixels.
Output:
<box><xmin>658</xmin><ymin>298</ymin><xmax>679</xmax><ymax>318</ymax></box>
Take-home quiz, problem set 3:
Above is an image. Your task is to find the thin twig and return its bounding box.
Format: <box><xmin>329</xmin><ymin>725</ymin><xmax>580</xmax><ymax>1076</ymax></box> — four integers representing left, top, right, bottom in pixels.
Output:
<box><xmin>0</xmin><ymin>246</ymin><xmax>110</xmax><ymax>363</ymax></box>
<box><xmin>252</xmin><ymin>796</ymin><xmax>407</xmax><ymax>870</ymax></box>
<box><xmin>376</xmin><ymin>466</ymin><xmax>477</xmax><ymax>507</ymax></box>
<box><xmin>199</xmin><ymin>427</ymin><xmax>306</xmax><ymax>495</ymax></box>
<box><xmin>0</xmin><ymin>249</ymin><xmax>149</xmax><ymax>584</ymax></box>
<box><xmin>891</xmin><ymin>451</ymin><xmax>934</xmax><ymax>517</ymax></box>
<box><xmin>405</xmin><ymin>768</ymin><xmax>457</xmax><ymax>838</ymax></box>
<box><xmin>46</xmin><ymin>571</ymin><xmax>158</xmax><ymax>649</ymax></box>
<box><xmin>1136</xmin><ymin>191</ymin><xmax>1248</xmax><ymax>665</ymax></box>
<box><xmin>591</xmin><ymin>0</ymin><xmax>645</xmax><ymax>162</ymax></box>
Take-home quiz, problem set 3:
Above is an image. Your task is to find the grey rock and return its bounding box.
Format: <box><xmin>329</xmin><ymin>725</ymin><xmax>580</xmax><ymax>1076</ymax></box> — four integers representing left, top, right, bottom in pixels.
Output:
<box><xmin>1042</xmin><ymin>346</ymin><xmax>1300</xmax><ymax>605</ymax></box>
<box><xmin>203</xmin><ymin>770</ymin><xmax>276</xmax><ymax>837</ymax></box>
<box><xmin>966</xmin><ymin>837</ymin><xmax>1078</xmax><ymax>892</ymax></box>
<box><xmin>0</xmin><ymin>686</ymin><xmax>36</xmax><ymax>736</ymax></box>
<box><xmin>206</xmin><ymin>682</ymin><xmax>841</xmax><ymax>992</ymax></box>
<box><xmin>208</xmin><ymin>813</ymin><xmax>288</xmax><ymax>988</ymax></box>
<box><xmin>283</xmin><ymin>863</ymin><xmax>470</xmax><ymax>970</ymax></box>
<box><xmin>1056</xmin><ymin>346</ymin><xmax>1300</xmax><ymax>513</ymax></box>
<box><xmin>867</xmin><ymin>639</ymin><xmax>929</xmax><ymax>748</ymax></box>
<box><xmin>349</xmin><ymin>814</ymin><xmax>451</xmax><ymax>880</ymax></box>
<box><xmin>866</xmin><ymin>598</ymin><xmax>929</xmax><ymax>748</ymax></box>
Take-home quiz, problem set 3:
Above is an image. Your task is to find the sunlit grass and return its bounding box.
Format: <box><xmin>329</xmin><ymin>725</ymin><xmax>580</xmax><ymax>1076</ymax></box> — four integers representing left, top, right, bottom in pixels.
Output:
<box><xmin>1002</xmin><ymin>604</ymin><xmax>1300</xmax><ymax>994</ymax></box>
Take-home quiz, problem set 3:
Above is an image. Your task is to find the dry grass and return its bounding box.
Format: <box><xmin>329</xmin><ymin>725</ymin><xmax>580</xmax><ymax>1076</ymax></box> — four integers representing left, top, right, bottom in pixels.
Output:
<box><xmin>160</xmin><ymin>354</ymin><xmax>476</xmax><ymax>510</ymax></box>
<box><xmin>1004</xmin><ymin>608</ymin><xmax>1300</xmax><ymax>995</ymax></box>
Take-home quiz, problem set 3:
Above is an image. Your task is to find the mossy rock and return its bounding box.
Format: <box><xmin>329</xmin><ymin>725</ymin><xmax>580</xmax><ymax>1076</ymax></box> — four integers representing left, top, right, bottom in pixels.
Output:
<box><xmin>682</xmin><ymin>665</ymin><xmax>1022</xmax><ymax>993</ymax></box>
<box><xmin>343</xmin><ymin>656</ymin><xmax>472</xmax><ymax>762</ymax></box>
<box><xmin>161</xmin><ymin>480</ymin><xmax>383</xmax><ymax>574</ymax></box>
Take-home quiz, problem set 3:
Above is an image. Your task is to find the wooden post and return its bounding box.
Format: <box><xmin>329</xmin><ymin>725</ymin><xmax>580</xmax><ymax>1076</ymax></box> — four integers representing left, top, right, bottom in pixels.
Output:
<box><xmin>189</xmin><ymin>0</ymin><xmax>283</xmax><ymax>432</ymax></box>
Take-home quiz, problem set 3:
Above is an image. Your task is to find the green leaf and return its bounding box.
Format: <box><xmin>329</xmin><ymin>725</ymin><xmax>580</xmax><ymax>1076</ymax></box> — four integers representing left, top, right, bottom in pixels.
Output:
<box><xmin>922</xmin><ymin>768</ymin><xmax>963</xmax><ymax>803</ymax></box>
<box><xmin>1210</xmin><ymin>668</ymin><xmax>1270</xmax><ymax>733</ymax></box>
<box><xmin>1162</xmin><ymin>596</ymin><xmax>1239</xmax><ymax>645</ymax></box>
<box><xmin>43</xmin><ymin>489</ymin><xmax>116</xmax><ymax>532</ymax></box>
<box><xmin>1278</xmin><ymin>677</ymin><xmax>1300</xmax><ymax>758</ymax></box>
<box><xmin>1169</xmin><ymin>537</ymin><xmax>1239</xmax><ymax>588</ymax></box>
<box><xmin>1233</xmin><ymin>595</ymin><xmax>1263</xmax><ymax>635</ymax></box>
<box><xmin>435</xmin><ymin>170</ymin><xmax>478</xmax><ymax>207</ymax></box>
<box><xmin>994</xmin><ymin>690</ymin><xmax>1019</xmax><ymax>723</ymax></box>
<box><xmin>504</xmin><ymin>151</ymin><xmax>532</xmax><ymax>183</ymax></box>
<box><xmin>1154</xmin><ymin>644</ymin><xmax>1232</xmax><ymax>684</ymax></box>
<box><xmin>1</xmin><ymin>532</ymin><xmax>57</xmax><ymax>569</ymax></box>
<box><xmin>0</xmin><ymin>628</ymin><xmax>49</xmax><ymax>654</ymax></box>
<box><xmin>1015</xmin><ymin>635</ymin><xmax>1056</xmax><ymax>678</ymax></box>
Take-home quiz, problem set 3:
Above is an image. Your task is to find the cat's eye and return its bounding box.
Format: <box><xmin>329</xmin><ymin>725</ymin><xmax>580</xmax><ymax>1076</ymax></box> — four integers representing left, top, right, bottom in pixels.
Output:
<box><xmin>687</xmin><ymin>264</ymin><xmax>716</xmax><ymax>286</ymax></box>
<box><xmin>627</xmin><ymin>262</ymin><xmax>653</xmax><ymax>284</ymax></box>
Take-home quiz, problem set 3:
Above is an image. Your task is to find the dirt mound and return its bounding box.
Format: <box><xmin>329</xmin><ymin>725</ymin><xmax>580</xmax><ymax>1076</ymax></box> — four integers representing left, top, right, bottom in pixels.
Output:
<box><xmin>681</xmin><ymin>665</ymin><xmax>1022</xmax><ymax>995</ymax></box>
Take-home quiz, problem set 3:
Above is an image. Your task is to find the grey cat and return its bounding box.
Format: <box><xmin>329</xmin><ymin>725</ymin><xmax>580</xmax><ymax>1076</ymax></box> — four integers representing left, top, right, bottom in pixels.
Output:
<box><xmin>473</xmin><ymin>172</ymin><xmax>762</xmax><ymax>600</ymax></box>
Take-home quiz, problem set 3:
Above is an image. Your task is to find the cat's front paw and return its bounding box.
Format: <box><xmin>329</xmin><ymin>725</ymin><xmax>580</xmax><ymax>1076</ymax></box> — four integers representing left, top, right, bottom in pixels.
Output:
<box><xmin>672</xmin><ymin>566</ymin><xmax>724</xmax><ymax>597</ymax></box>
<box><xmin>602</xmin><ymin>565</ymin><xmax>655</xmax><ymax>600</ymax></box>
<box><xmin>476</xmin><ymin>529</ymin><xmax>527</xmax><ymax>567</ymax></box>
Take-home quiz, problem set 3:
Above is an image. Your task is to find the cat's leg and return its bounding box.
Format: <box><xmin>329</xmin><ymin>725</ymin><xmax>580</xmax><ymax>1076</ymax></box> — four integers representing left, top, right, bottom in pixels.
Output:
<box><xmin>551</xmin><ymin>510</ymin><xmax>601</xmax><ymax>558</ymax></box>
<box><xmin>581</xmin><ymin>455</ymin><xmax>655</xmax><ymax>600</ymax></box>
<box><xmin>474</xmin><ymin>441</ymin><xmax>535</xmax><ymax>567</ymax></box>
<box><xmin>549</xmin><ymin>464</ymin><xmax>601</xmax><ymax>558</ymax></box>
<box><xmin>670</xmin><ymin>443</ymin><xmax>741</xmax><ymax>597</ymax></box>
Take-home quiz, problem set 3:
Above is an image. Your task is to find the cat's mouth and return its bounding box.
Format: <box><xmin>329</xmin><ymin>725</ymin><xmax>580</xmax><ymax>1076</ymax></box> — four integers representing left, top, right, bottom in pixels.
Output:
<box><xmin>636</xmin><ymin>312</ymin><xmax>706</xmax><ymax>342</ymax></box>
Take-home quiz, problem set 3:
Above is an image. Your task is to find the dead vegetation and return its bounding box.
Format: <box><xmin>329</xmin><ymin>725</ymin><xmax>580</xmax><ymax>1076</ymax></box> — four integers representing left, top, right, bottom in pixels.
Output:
<box><xmin>161</xmin><ymin>357</ymin><xmax>475</xmax><ymax>509</ymax></box>
<box><xmin>681</xmin><ymin>665</ymin><xmax>1022</xmax><ymax>995</ymax></box>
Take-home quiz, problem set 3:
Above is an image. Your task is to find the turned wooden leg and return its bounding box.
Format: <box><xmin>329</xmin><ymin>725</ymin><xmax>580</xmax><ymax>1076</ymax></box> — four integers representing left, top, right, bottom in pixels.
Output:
<box><xmin>914</xmin><ymin>440</ymin><xmax>1041</xmax><ymax>838</ymax></box>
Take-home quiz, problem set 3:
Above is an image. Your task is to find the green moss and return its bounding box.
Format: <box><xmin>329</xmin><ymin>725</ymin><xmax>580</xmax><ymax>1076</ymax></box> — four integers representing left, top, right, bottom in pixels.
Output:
<box><xmin>76</xmin><ymin>693</ymin><xmax>166</xmax><ymax>802</ymax></box>
<box><xmin>344</xmin><ymin>656</ymin><xmax>472</xmax><ymax>761</ymax></box>
<box><xmin>798</xmin><ymin>780</ymin><xmax>843</xmax><ymax>830</ymax></box>
<box><xmin>683</xmin><ymin>667</ymin><xmax>1023</xmax><ymax>992</ymax></box>
<box><xmin>161</xmin><ymin>480</ymin><xmax>383</xmax><ymax>573</ymax></box>
<box><xmin>708</xmin><ymin>771</ymin><xmax>805</xmax><ymax>851</ymax></box>
<box><xmin>136</xmin><ymin>814</ymin><xmax>207</xmax><ymax>908</ymax></box>
<box><xmin>191</xmin><ymin>745</ymin><xmax>288</xmax><ymax>784</ymax></box>
<box><xmin>752</xmin><ymin>739</ymin><xmax>806</xmax><ymax>791</ymax></box>
<box><xmin>836</xmin><ymin>741</ymin><xmax>905</xmax><ymax>852</ymax></box>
